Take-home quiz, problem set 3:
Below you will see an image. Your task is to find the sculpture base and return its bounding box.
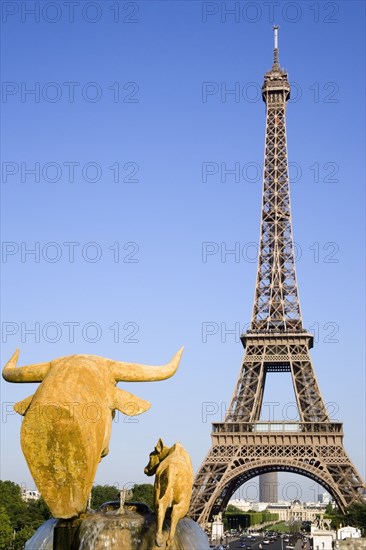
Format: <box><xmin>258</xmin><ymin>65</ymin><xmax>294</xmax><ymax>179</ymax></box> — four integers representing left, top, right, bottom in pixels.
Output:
<box><xmin>25</xmin><ymin>502</ymin><xmax>210</xmax><ymax>550</ymax></box>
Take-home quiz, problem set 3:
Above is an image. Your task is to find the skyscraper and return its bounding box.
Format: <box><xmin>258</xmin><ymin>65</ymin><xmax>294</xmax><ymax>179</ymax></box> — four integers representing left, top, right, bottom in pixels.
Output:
<box><xmin>259</xmin><ymin>473</ymin><xmax>278</xmax><ymax>503</ymax></box>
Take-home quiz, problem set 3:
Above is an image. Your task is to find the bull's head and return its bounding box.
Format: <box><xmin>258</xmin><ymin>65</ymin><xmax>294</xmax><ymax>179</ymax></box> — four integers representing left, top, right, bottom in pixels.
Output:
<box><xmin>2</xmin><ymin>348</ymin><xmax>183</xmax><ymax>518</ymax></box>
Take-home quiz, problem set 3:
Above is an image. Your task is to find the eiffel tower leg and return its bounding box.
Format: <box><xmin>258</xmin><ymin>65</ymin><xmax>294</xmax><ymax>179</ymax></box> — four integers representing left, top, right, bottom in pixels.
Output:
<box><xmin>190</xmin><ymin>448</ymin><xmax>233</xmax><ymax>524</ymax></box>
<box><xmin>225</xmin><ymin>354</ymin><xmax>265</xmax><ymax>422</ymax></box>
<box><xmin>290</xmin><ymin>349</ymin><xmax>329</xmax><ymax>423</ymax></box>
<box><xmin>226</xmin><ymin>335</ymin><xmax>331</xmax><ymax>424</ymax></box>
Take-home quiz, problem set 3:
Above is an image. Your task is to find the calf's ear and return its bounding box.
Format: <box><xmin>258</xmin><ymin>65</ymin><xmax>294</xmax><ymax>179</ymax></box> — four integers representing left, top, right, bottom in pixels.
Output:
<box><xmin>156</xmin><ymin>438</ymin><xmax>164</xmax><ymax>453</ymax></box>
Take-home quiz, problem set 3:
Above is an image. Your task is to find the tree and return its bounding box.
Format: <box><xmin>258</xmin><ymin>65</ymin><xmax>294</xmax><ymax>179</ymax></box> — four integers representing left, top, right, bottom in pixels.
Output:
<box><xmin>0</xmin><ymin>480</ymin><xmax>53</xmax><ymax>549</ymax></box>
<box><xmin>226</xmin><ymin>504</ymin><xmax>243</xmax><ymax>514</ymax></box>
<box><xmin>131</xmin><ymin>484</ymin><xmax>154</xmax><ymax>509</ymax></box>
<box><xmin>13</xmin><ymin>525</ymin><xmax>36</xmax><ymax>550</ymax></box>
<box><xmin>91</xmin><ymin>485</ymin><xmax>120</xmax><ymax>510</ymax></box>
<box><xmin>346</xmin><ymin>503</ymin><xmax>366</xmax><ymax>535</ymax></box>
<box><xmin>0</xmin><ymin>480</ymin><xmax>27</xmax><ymax>531</ymax></box>
<box><xmin>21</xmin><ymin>497</ymin><xmax>51</xmax><ymax>531</ymax></box>
<box><xmin>0</xmin><ymin>505</ymin><xmax>13</xmax><ymax>550</ymax></box>
<box><xmin>33</xmin><ymin>497</ymin><xmax>52</xmax><ymax>521</ymax></box>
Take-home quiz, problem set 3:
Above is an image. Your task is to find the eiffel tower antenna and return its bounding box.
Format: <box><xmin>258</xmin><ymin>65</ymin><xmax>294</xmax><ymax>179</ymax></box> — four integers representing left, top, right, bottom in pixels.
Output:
<box><xmin>273</xmin><ymin>25</ymin><xmax>280</xmax><ymax>69</ymax></box>
<box><xmin>189</xmin><ymin>29</ymin><xmax>366</xmax><ymax>527</ymax></box>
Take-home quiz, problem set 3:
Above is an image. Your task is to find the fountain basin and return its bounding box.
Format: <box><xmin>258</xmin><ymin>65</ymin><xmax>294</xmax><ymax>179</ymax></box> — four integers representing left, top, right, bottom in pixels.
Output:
<box><xmin>25</xmin><ymin>502</ymin><xmax>210</xmax><ymax>550</ymax></box>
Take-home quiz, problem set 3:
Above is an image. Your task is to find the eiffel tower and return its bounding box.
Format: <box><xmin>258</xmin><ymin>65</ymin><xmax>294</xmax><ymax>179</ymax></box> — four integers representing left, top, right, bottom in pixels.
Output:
<box><xmin>190</xmin><ymin>27</ymin><xmax>365</xmax><ymax>525</ymax></box>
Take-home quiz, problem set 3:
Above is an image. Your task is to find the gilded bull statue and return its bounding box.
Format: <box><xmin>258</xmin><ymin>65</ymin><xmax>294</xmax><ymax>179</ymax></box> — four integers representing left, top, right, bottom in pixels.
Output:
<box><xmin>2</xmin><ymin>348</ymin><xmax>183</xmax><ymax>519</ymax></box>
<box><xmin>144</xmin><ymin>438</ymin><xmax>193</xmax><ymax>548</ymax></box>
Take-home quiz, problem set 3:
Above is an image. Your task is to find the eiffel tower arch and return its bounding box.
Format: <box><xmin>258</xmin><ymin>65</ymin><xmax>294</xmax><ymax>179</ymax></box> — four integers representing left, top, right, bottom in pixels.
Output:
<box><xmin>190</xmin><ymin>419</ymin><xmax>364</xmax><ymax>524</ymax></box>
<box><xmin>190</xmin><ymin>27</ymin><xmax>366</xmax><ymax>525</ymax></box>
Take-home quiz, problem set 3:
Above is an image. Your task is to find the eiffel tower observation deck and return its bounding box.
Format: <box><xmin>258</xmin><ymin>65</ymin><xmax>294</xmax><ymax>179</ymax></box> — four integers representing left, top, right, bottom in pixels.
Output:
<box><xmin>189</xmin><ymin>27</ymin><xmax>366</xmax><ymax>526</ymax></box>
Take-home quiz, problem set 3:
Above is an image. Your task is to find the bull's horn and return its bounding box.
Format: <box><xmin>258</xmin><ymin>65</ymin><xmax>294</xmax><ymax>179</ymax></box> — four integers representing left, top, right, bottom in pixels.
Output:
<box><xmin>2</xmin><ymin>349</ymin><xmax>51</xmax><ymax>383</ymax></box>
<box><xmin>113</xmin><ymin>347</ymin><xmax>184</xmax><ymax>382</ymax></box>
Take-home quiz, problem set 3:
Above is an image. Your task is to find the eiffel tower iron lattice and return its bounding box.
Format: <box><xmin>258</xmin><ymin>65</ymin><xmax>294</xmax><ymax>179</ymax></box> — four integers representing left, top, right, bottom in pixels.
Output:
<box><xmin>189</xmin><ymin>27</ymin><xmax>366</xmax><ymax>525</ymax></box>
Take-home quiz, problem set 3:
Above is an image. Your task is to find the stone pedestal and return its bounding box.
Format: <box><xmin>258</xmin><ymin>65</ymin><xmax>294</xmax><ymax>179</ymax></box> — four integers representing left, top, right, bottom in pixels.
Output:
<box><xmin>211</xmin><ymin>517</ymin><xmax>224</xmax><ymax>542</ymax></box>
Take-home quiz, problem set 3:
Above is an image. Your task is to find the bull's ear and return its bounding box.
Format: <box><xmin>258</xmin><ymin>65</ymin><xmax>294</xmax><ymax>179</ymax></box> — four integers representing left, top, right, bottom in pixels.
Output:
<box><xmin>113</xmin><ymin>388</ymin><xmax>151</xmax><ymax>416</ymax></box>
<box><xmin>156</xmin><ymin>438</ymin><xmax>164</xmax><ymax>453</ymax></box>
<box><xmin>14</xmin><ymin>394</ymin><xmax>34</xmax><ymax>416</ymax></box>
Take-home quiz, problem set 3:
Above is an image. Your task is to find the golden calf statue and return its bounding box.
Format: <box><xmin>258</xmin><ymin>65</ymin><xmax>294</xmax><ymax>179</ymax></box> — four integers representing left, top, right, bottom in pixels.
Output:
<box><xmin>144</xmin><ymin>438</ymin><xmax>194</xmax><ymax>548</ymax></box>
<box><xmin>2</xmin><ymin>348</ymin><xmax>183</xmax><ymax>519</ymax></box>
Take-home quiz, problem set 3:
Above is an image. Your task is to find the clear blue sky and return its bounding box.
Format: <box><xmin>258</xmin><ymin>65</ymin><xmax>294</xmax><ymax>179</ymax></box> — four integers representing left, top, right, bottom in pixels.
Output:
<box><xmin>1</xmin><ymin>1</ymin><xmax>365</xmax><ymax>503</ymax></box>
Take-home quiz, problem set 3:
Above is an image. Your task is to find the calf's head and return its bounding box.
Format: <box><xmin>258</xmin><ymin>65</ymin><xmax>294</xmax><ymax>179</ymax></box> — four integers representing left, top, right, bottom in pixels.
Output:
<box><xmin>144</xmin><ymin>438</ymin><xmax>170</xmax><ymax>476</ymax></box>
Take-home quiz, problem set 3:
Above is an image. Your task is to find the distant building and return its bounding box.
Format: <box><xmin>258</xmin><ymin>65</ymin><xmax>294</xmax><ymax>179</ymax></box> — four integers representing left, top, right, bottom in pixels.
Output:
<box><xmin>318</xmin><ymin>492</ymin><xmax>331</xmax><ymax>505</ymax></box>
<box><xmin>267</xmin><ymin>500</ymin><xmax>326</xmax><ymax>523</ymax></box>
<box><xmin>21</xmin><ymin>489</ymin><xmax>40</xmax><ymax>501</ymax></box>
<box><xmin>228</xmin><ymin>498</ymin><xmax>326</xmax><ymax>523</ymax></box>
<box><xmin>337</xmin><ymin>526</ymin><xmax>362</xmax><ymax>540</ymax></box>
<box><xmin>259</xmin><ymin>473</ymin><xmax>278</xmax><ymax>503</ymax></box>
<box><xmin>228</xmin><ymin>499</ymin><xmax>267</xmax><ymax>512</ymax></box>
